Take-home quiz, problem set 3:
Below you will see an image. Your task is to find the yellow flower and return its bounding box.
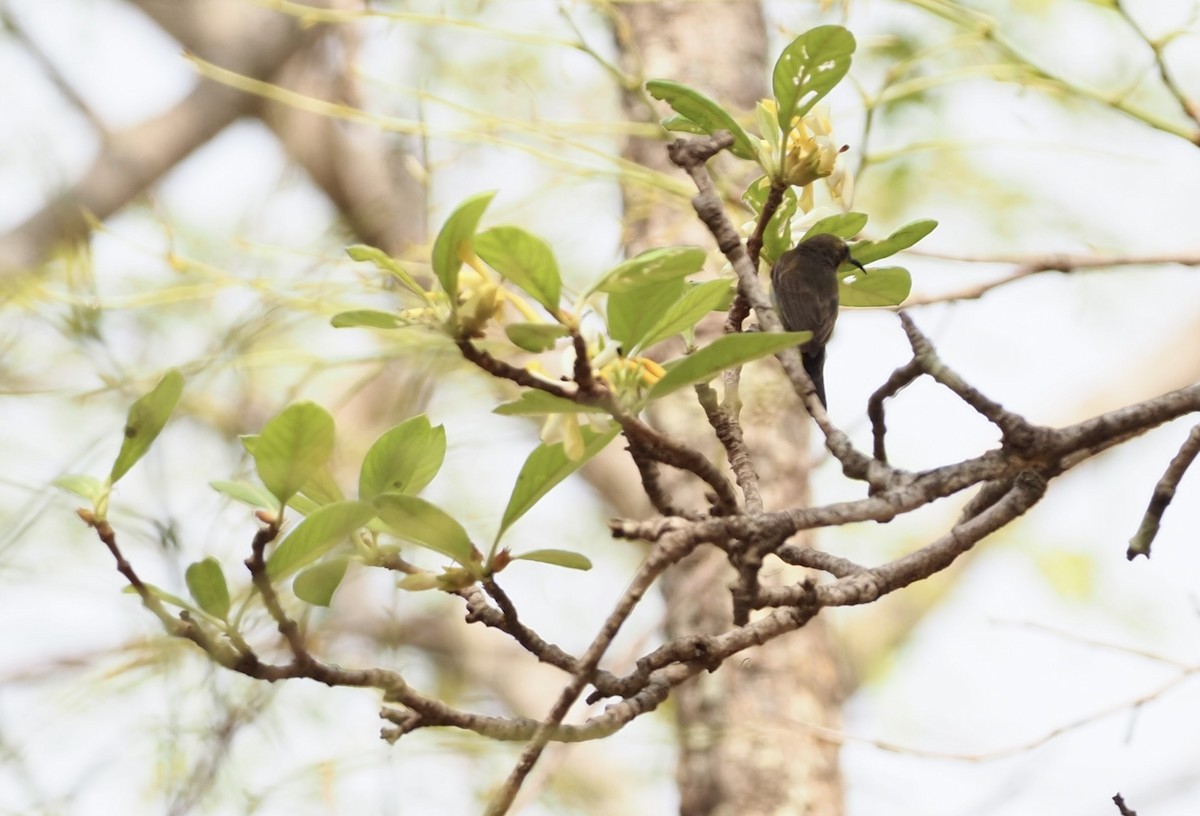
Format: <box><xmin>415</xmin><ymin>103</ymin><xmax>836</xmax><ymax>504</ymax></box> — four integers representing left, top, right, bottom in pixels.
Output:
<box><xmin>826</xmin><ymin>163</ymin><xmax>855</xmax><ymax>208</ymax></box>
<box><xmin>457</xmin><ymin>277</ymin><xmax>503</xmax><ymax>337</ymax></box>
<box><xmin>781</xmin><ymin>106</ymin><xmax>841</xmax><ymax>188</ymax></box>
<box><xmin>540</xmin><ymin>412</ymin><xmax>586</xmax><ymax>460</ymax></box>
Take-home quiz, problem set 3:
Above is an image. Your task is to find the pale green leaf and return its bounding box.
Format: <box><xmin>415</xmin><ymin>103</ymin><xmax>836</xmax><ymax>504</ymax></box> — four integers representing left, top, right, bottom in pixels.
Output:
<box><xmin>849</xmin><ymin>219</ymin><xmax>938</xmax><ymax>264</ymax></box>
<box><xmin>345</xmin><ymin>244</ymin><xmax>425</xmax><ymax>298</ymax></box>
<box><xmin>649</xmin><ymin>331</ymin><xmax>812</xmax><ymax>398</ymax></box>
<box><xmin>431</xmin><ymin>190</ymin><xmax>496</xmax><ymax>297</ymax></box>
<box><xmin>293</xmin><ymin>556</ymin><xmax>350</xmax><ymax>607</ymax></box>
<box><xmin>358</xmin><ymin>415</ymin><xmax>446</xmax><ymax>501</ymax></box>
<box><xmin>840</xmin><ymin>265</ymin><xmax>912</xmax><ymax>307</ymax></box>
<box><xmin>645</xmin><ymin>80</ymin><xmax>756</xmax><ymax>160</ymax></box>
<box><xmin>54</xmin><ymin>474</ymin><xmax>106</xmax><ymax>502</ymax></box>
<box><xmin>800</xmin><ymin>212</ymin><xmax>869</xmax><ymax>241</ymax></box>
<box><xmin>299</xmin><ymin>466</ymin><xmax>345</xmax><ymax>507</ymax></box>
<box><xmin>511</xmin><ymin>549</ymin><xmax>593</xmax><ymax>571</ymax></box>
<box><xmin>591</xmin><ymin>247</ymin><xmax>707</xmax><ymax>294</ymax></box>
<box><xmin>636</xmin><ymin>279</ymin><xmax>734</xmax><ymax>352</ymax></box>
<box><xmin>505</xmin><ymin>322</ymin><xmax>569</xmax><ymax>352</ymax></box>
<box><xmin>607</xmin><ymin>278</ymin><xmax>685</xmax><ymax>350</ymax></box>
<box><xmin>331</xmin><ymin>310</ymin><xmax>409</xmax><ymax>329</ymax></box>
<box><xmin>773</xmin><ymin>26</ymin><xmax>856</xmax><ymax>129</ymax></box>
<box><xmin>252</xmin><ymin>402</ymin><xmax>335</xmax><ymax>508</ymax></box>
<box><xmin>267</xmin><ymin>500</ymin><xmax>375</xmax><ymax>580</ymax></box>
<box><xmin>210</xmin><ymin>480</ymin><xmax>279</xmax><ymax>510</ymax></box>
<box><xmin>496</xmin><ymin>425</ymin><xmax>620</xmax><ymax>545</ymax></box>
<box><xmin>110</xmin><ymin>370</ymin><xmax>184</xmax><ymax>483</ymax></box>
<box><xmin>743</xmin><ymin>177</ymin><xmax>800</xmax><ymax>266</ymax></box>
<box><xmin>374</xmin><ymin>493</ymin><xmax>475</xmax><ymax>564</ymax></box>
<box><xmin>474</xmin><ymin>226</ymin><xmax>562</xmax><ymax>313</ymax></box>
<box><xmin>185</xmin><ymin>557</ymin><xmax>231</xmax><ymax>620</ymax></box>
<box><xmin>659</xmin><ymin>114</ymin><xmax>707</xmax><ymax>136</ymax></box>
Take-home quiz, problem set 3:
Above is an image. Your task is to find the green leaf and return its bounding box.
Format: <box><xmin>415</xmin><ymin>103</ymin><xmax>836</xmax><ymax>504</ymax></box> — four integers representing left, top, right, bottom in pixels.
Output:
<box><xmin>431</xmin><ymin>190</ymin><xmax>496</xmax><ymax>297</ymax></box>
<box><xmin>607</xmin><ymin>278</ymin><xmax>685</xmax><ymax>350</ymax></box>
<box><xmin>494</xmin><ymin>391</ymin><xmax>594</xmax><ymax>416</ymax></box>
<box><xmin>54</xmin><ymin>474</ymin><xmax>106</xmax><ymax>502</ymax></box>
<box><xmin>252</xmin><ymin>402</ymin><xmax>335</xmax><ymax>508</ymax></box>
<box><xmin>849</xmin><ymin>219</ymin><xmax>937</xmax><ymax>264</ymax></box>
<box><xmin>267</xmin><ymin>500</ymin><xmax>375</xmax><ymax>580</ymax></box>
<box><xmin>840</xmin><ymin>265</ymin><xmax>912</xmax><ymax>307</ymax></box>
<box><xmin>511</xmin><ymin>549</ymin><xmax>593</xmax><ymax>571</ymax></box>
<box><xmin>496</xmin><ymin>425</ymin><xmax>620</xmax><ymax>545</ymax></box>
<box><xmin>591</xmin><ymin>247</ymin><xmax>707</xmax><ymax>295</ymax></box>
<box><xmin>374</xmin><ymin>494</ymin><xmax>475</xmax><ymax>564</ymax></box>
<box><xmin>743</xmin><ymin>177</ymin><xmax>799</xmax><ymax>266</ymax></box>
<box><xmin>358</xmin><ymin>415</ymin><xmax>446</xmax><ymax>501</ymax></box>
<box><xmin>742</xmin><ymin>175</ymin><xmax>772</xmax><ymax>213</ymax></box>
<box><xmin>637</xmin><ymin>279</ymin><xmax>734</xmax><ymax>352</ymax></box>
<box><xmin>331</xmin><ymin>310</ymin><xmax>409</xmax><ymax>329</ymax></box>
<box><xmin>345</xmin><ymin>244</ymin><xmax>425</xmax><ymax>298</ymax></box>
<box><xmin>800</xmin><ymin>212</ymin><xmax>869</xmax><ymax>241</ymax></box>
<box><xmin>221</xmin><ymin>447</ymin><xmax>331</xmax><ymax>517</ymax></box>
<box><xmin>505</xmin><ymin>322</ymin><xmax>569</xmax><ymax>353</ymax></box>
<box><xmin>659</xmin><ymin>114</ymin><xmax>707</xmax><ymax>135</ymax></box>
<box><xmin>293</xmin><ymin>556</ymin><xmax>350</xmax><ymax>607</ymax></box>
<box><xmin>210</xmin><ymin>480</ymin><xmax>279</xmax><ymax>510</ymax></box>
<box><xmin>300</xmin><ymin>467</ymin><xmax>345</xmax><ymax>507</ymax></box>
<box><xmin>645</xmin><ymin>80</ymin><xmax>756</xmax><ymax>160</ymax></box>
<box><xmin>185</xmin><ymin>557</ymin><xmax>231</xmax><ymax>620</ymax></box>
<box><xmin>773</xmin><ymin>26</ymin><xmax>856</xmax><ymax>129</ymax></box>
<box><xmin>649</xmin><ymin>331</ymin><xmax>812</xmax><ymax>398</ymax></box>
<box><xmin>110</xmin><ymin>369</ymin><xmax>184</xmax><ymax>483</ymax></box>
<box><xmin>474</xmin><ymin>226</ymin><xmax>562</xmax><ymax>314</ymax></box>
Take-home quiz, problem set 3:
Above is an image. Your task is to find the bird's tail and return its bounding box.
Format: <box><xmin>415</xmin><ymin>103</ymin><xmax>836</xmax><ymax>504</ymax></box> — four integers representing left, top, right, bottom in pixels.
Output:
<box><xmin>803</xmin><ymin>345</ymin><xmax>827</xmax><ymax>408</ymax></box>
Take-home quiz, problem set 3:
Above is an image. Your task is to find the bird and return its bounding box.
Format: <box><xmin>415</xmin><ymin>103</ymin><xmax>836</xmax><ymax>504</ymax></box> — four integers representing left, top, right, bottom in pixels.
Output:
<box><xmin>770</xmin><ymin>233</ymin><xmax>865</xmax><ymax>408</ymax></box>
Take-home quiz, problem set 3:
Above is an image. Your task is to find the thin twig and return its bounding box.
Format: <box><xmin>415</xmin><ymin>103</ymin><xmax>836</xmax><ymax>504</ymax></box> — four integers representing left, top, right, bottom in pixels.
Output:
<box><xmin>484</xmin><ymin>527</ymin><xmax>706</xmax><ymax>815</ymax></box>
<box><xmin>1114</xmin><ymin>0</ymin><xmax>1200</xmax><ymax>130</ymax></box>
<box><xmin>867</xmin><ymin>358</ymin><xmax>922</xmax><ymax>463</ymax></box>
<box><xmin>695</xmin><ymin>382</ymin><xmax>761</xmax><ymax>512</ymax></box>
<box><xmin>1113</xmin><ymin>793</ymin><xmax>1139</xmax><ymax>816</ymax></box>
<box><xmin>898</xmin><ymin>312</ymin><xmax>1049</xmax><ymax>454</ymax></box>
<box><xmin>1127</xmin><ymin>422</ymin><xmax>1200</xmax><ymax>559</ymax></box>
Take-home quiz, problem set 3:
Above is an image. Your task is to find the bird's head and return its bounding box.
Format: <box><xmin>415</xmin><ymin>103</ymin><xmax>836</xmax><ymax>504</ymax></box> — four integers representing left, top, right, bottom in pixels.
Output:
<box><xmin>796</xmin><ymin>233</ymin><xmax>866</xmax><ymax>273</ymax></box>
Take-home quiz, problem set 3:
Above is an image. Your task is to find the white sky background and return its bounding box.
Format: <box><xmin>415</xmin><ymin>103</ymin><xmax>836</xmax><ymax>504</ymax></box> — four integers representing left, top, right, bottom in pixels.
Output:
<box><xmin>2</xmin><ymin>0</ymin><xmax>1200</xmax><ymax>814</ymax></box>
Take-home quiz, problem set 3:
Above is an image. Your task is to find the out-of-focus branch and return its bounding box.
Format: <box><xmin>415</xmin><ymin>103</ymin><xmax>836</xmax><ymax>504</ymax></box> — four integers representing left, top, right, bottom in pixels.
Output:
<box><xmin>1113</xmin><ymin>0</ymin><xmax>1200</xmax><ymax>131</ymax></box>
<box><xmin>0</xmin><ymin>6</ymin><xmax>108</xmax><ymax>136</ymax></box>
<box><xmin>1</xmin><ymin>0</ymin><xmax>422</xmax><ymax>278</ymax></box>
<box><xmin>903</xmin><ymin>249</ymin><xmax>1200</xmax><ymax>307</ymax></box>
<box><xmin>0</xmin><ymin>0</ymin><xmax>315</xmax><ymax>277</ymax></box>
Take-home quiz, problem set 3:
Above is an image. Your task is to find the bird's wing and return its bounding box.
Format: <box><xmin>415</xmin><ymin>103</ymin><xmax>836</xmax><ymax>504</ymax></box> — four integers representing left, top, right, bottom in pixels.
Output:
<box><xmin>772</xmin><ymin>272</ymin><xmax>836</xmax><ymax>345</ymax></box>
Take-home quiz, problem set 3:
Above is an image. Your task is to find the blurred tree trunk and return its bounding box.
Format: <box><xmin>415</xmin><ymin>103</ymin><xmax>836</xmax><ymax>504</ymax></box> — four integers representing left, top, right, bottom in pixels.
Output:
<box><xmin>611</xmin><ymin>4</ymin><xmax>849</xmax><ymax>814</ymax></box>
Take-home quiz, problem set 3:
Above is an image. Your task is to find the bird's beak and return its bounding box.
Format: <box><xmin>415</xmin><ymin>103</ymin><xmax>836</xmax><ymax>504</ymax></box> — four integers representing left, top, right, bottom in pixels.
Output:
<box><xmin>848</xmin><ymin>255</ymin><xmax>867</xmax><ymax>274</ymax></box>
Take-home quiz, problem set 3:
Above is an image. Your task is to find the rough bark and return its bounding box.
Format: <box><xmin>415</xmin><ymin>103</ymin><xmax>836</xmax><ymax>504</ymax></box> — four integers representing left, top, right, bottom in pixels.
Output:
<box><xmin>613</xmin><ymin>4</ymin><xmax>848</xmax><ymax>815</ymax></box>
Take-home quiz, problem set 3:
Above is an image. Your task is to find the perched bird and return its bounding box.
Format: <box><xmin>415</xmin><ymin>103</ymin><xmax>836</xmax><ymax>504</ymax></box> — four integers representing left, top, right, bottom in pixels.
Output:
<box><xmin>770</xmin><ymin>233</ymin><xmax>865</xmax><ymax>408</ymax></box>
